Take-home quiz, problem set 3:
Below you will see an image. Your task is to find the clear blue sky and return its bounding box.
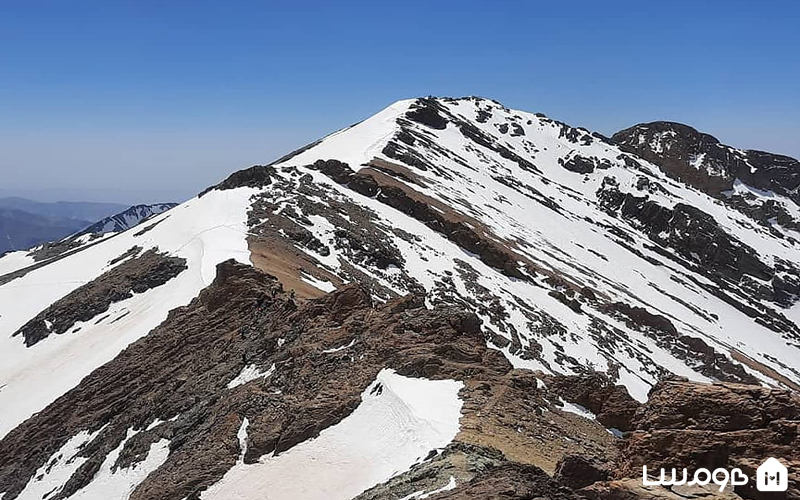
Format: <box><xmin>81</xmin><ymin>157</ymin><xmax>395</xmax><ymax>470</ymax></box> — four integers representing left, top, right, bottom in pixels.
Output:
<box><xmin>1</xmin><ymin>0</ymin><xmax>798</xmax><ymax>204</ymax></box>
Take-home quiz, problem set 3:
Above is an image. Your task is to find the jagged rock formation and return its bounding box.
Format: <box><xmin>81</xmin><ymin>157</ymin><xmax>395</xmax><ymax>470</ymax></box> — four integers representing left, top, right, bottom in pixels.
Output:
<box><xmin>0</xmin><ymin>261</ymin><xmax>614</xmax><ymax>500</ymax></box>
<box><xmin>1</xmin><ymin>96</ymin><xmax>799</xmax><ymax>499</ymax></box>
<box><xmin>617</xmin><ymin>379</ymin><xmax>800</xmax><ymax>499</ymax></box>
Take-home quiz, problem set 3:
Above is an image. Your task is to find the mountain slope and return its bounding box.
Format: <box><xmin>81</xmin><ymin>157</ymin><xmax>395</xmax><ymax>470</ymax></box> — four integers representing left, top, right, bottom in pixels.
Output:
<box><xmin>0</xmin><ymin>96</ymin><xmax>799</xmax><ymax>499</ymax></box>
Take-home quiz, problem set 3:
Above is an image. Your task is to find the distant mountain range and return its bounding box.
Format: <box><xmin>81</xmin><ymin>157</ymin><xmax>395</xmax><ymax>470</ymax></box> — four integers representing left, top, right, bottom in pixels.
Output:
<box><xmin>0</xmin><ymin>208</ymin><xmax>91</xmax><ymax>255</ymax></box>
<box><xmin>0</xmin><ymin>197</ymin><xmax>127</xmax><ymax>222</ymax></box>
<box><xmin>80</xmin><ymin>203</ymin><xmax>177</xmax><ymax>235</ymax></box>
<box><xmin>0</xmin><ymin>198</ymin><xmax>175</xmax><ymax>255</ymax></box>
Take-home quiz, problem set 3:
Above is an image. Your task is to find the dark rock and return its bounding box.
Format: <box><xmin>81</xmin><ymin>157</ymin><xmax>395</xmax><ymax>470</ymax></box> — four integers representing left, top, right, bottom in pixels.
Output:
<box><xmin>554</xmin><ymin>455</ymin><xmax>611</xmax><ymax>489</ymax></box>
<box><xmin>12</xmin><ymin>249</ymin><xmax>187</xmax><ymax>346</ymax></box>
<box><xmin>200</xmin><ymin>165</ymin><xmax>274</xmax><ymax>195</ymax></box>
<box><xmin>436</xmin><ymin>462</ymin><xmax>584</xmax><ymax>500</ymax></box>
<box><xmin>311</xmin><ymin>159</ymin><xmax>355</xmax><ymax>184</ymax></box>
<box><xmin>560</xmin><ymin>155</ymin><xmax>596</xmax><ymax>174</ymax></box>
<box><xmin>406</xmin><ymin>97</ymin><xmax>448</xmax><ymax>130</ymax></box>
<box><xmin>612</xmin><ymin>121</ymin><xmax>800</xmax><ymax>205</ymax></box>
<box><xmin>617</xmin><ymin>379</ymin><xmax>800</xmax><ymax>499</ymax></box>
<box><xmin>542</xmin><ymin>372</ymin><xmax>642</xmax><ymax>431</ymax></box>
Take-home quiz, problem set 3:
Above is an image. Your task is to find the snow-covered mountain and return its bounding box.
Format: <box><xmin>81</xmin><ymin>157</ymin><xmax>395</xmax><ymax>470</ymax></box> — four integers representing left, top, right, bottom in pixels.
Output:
<box><xmin>1</xmin><ymin>97</ymin><xmax>799</xmax><ymax>499</ymax></box>
<box><xmin>79</xmin><ymin>203</ymin><xmax>178</xmax><ymax>235</ymax></box>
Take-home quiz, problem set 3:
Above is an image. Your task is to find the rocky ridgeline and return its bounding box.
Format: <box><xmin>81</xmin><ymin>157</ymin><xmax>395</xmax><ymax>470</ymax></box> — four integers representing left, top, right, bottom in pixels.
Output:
<box><xmin>1</xmin><ymin>261</ymin><xmax>797</xmax><ymax>499</ymax></box>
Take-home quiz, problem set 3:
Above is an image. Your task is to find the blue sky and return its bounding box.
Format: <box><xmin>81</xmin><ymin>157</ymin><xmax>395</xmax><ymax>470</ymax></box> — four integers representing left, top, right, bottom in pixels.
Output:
<box><xmin>1</xmin><ymin>0</ymin><xmax>798</xmax><ymax>204</ymax></box>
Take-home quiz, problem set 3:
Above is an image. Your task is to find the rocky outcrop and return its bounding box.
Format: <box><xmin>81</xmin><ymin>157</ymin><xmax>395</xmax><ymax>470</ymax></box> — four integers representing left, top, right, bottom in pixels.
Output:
<box><xmin>406</xmin><ymin>97</ymin><xmax>449</xmax><ymax>130</ymax></box>
<box><xmin>435</xmin><ymin>462</ymin><xmax>583</xmax><ymax>499</ymax></box>
<box><xmin>598</xmin><ymin>178</ymin><xmax>772</xmax><ymax>283</ymax></box>
<box><xmin>618</xmin><ymin>379</ymin><xmax>800</xmax><ymax>499</ymax></box>
<box><xmin>559</xmin><ymin>154</ymin><xmax>613</xmax><ymax>174</ymax></box>
<box><xmin>200</xmin><ymin>164</ymin><xmax>274</xmax><ymax>195</ymax></box>
<box><xmin>612</xmin><ymin>121</ymin><xmax>800</xmax><ymax>204</ymax></box>
<box><xmin>554</xmin><ymin>455</ymin><xmax>612</xmax><ymax>489</ymax></box>
<box><xmin>601</xmin><ymin>302</ymin><xmax>760</xmax><ymax>385</ymax></box>
<box><xmin>12</xmin><ymin>248</ymin><xmax>187</xmax><ymax>346</ymax></box>
<box><xmin>310</xmin><ymin>158</ymin><xmax>531</xmax><ymax>281</ymax></box>
<box><xmin>0</xmin><ymin>260</ymin><xmax>532</xmax><ymax>499</ymax></box>
<box><xmin>541</xmin><ymin>372</ymin><xmax>642</xmax><ymax>431</ymax></box>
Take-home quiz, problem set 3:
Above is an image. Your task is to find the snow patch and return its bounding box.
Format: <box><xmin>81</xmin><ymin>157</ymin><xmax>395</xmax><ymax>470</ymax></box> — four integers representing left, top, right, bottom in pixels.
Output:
<box><xmin>227</xmin><ymin>363</ymin><xmax>276</xmax><ymax>389</ymax></box>
<box><xmin>300</xmin><ymin>272</ymin><xmax>336</xmax><ymax>293</ymax></box>
<box><xmin>68</xmin><ymin>428</ymin><xmax>170</xmax><ymax>500</ymax></box>
<box><xmin>15</xmin><ymin>426</ymin><xmax>106</xmax><ymax>500</ymax></box>
<box><xmin>0</xmin><ymin>251</ymin><xmax>35</xmax><ymax>277</ymax></box>
<box><xmin>321</xmin><ymin>338</ymin><xmax>356</xmax><ymax>353</ymax></box>
<box><xmin>400</xmin><ymin>476</ymin><xmax>458</xmax><ymax>499</ymax></box>
<box><xmin>201</xmin><ymin>369</ymin><xmax>464</xmax><ymax>500</ymax></box>
<box><xmin>0</xmin><ymin>188</ymin><xmax>256</xmax><ymax>439</ymax></box>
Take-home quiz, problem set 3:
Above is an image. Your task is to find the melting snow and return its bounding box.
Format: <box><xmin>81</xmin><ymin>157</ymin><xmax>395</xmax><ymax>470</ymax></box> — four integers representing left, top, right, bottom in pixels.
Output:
<box><xmin>68</xmin><ymin>430</ymin><xmax>170</xmax><ymax>500</ymax></box>
<box><xmin>227</xmin><ymin>363</ymin><xmax>276</xmax><ymax>389</ymax></box>
<box><xmin>321</xmin><ymin>338</ymin><xmax>356</xmax><ymax>353</ymax></box>
<box><xmin>300</xmin><ymin>271</ymin><xmax>336</xmax><ymax>293</ymax></box>
<box><xmin>0</xmin><ymin>250</ymin><xmax>35</xmax><ymax>276</ymax></box>
<box><xmin>559</xmin><ymin>400</ymin><xmax>596</xmax><ymax>420</ymax></box>
<box><xmin>15</xmin><ymin>426</ymin><xmax>106</xmax><ymax>499</ymax></box>
<box><xmin>400</xmin><ymin>476</ymin><xmax>458</xmax><ymax>499</ymax></box>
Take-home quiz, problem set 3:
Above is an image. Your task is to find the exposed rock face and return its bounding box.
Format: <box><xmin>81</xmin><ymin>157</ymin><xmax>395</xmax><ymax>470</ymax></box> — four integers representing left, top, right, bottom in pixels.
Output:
<box><xmin>541</xmin><ymin>372</ymin><xmax>642</xmax><ymax>431</ymax></box>
<box><xmin>435</xmin><ymin>462</ymin><xmax>583</xmax><ymax>499</ymax></box>
<box><xmin>598</xmin><ymin>179</ymin><xmax>771</xmax><ymax>282</ymax></box>
<box><xmin>310</xmin><ymin>158</ymin><xmax>532</xmax><ymax>281</ymax></box>
<box><xmin>406</xmin><ymin>97</ymin><xmax>449</xmax><ymax>130</ymax></box>
<box><xmin>612</xmin><ymin>121</ymin><xmax>800</xmax><ymax>204</ymax></box>
<box><xmin>554</xmin><ymin>455</ymin><xmax>612</xmax><ymax>489</ymax></box>
<box><xmin>12</xmin><ymin>248</ymin><xmax>187</xmax><ymax>346</ymax></box>
<box><xmin>598</xmin><ymin>176</ymin><xmax>800</xmax><ymax>342</ymax></box>
<box><xmin>200</xmin><ymin>165</ymin><xmax>274</xmax><ymax>195</ymax></box>
<box><xmin>618</xmin><ymin>379</ymin><xmax>800</xmax><ymax>499</ymax></box>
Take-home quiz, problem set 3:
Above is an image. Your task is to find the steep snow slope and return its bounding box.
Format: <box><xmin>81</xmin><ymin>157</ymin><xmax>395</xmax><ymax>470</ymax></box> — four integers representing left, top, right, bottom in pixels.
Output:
<box><xmin>1</xmin><ymin>96</ymin><xmax>799</xmax><ymax>500</ymax></box>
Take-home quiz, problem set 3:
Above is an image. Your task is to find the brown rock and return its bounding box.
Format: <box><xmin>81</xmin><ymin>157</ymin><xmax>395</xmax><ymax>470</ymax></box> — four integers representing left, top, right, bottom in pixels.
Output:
<box><xmin>542</xmin><ymin>372</ymin><xmax>642</xmax><ymax>431</ymax></box>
